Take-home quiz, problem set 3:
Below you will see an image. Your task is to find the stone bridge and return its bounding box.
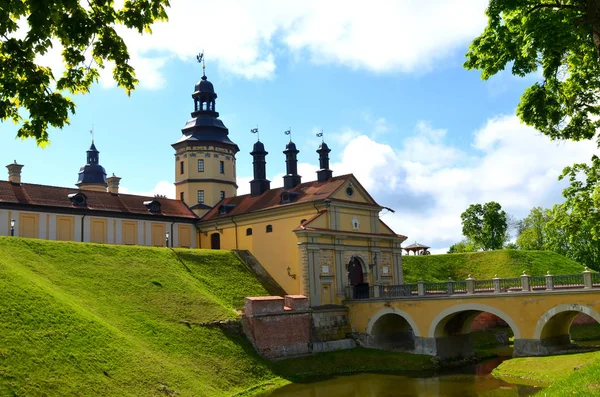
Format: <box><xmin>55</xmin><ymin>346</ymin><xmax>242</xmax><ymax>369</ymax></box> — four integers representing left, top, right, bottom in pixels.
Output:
<box><xmin>345</xmin><ymin>270</ymin><xmax>600</xmax><ymax>358</ymax></box>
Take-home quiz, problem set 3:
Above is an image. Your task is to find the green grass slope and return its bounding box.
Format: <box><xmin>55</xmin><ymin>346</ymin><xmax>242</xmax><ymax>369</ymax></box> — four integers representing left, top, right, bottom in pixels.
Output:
<box><xmin>403</xmin><ymin>250</ymin><xmax>584</xmax><ymax>283</ymax></box>
<box><xmin>0</xmin><ymin>237</ymin><xmax>275</xmax><ymax>396</ymax></box>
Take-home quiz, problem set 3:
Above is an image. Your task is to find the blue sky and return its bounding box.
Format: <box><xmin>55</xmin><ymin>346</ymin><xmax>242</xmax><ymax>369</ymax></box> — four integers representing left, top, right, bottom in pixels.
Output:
<box><xmin>1</xmin><ymin>0</ymin><xmax>597</xmax><ymax>252</ymax></box>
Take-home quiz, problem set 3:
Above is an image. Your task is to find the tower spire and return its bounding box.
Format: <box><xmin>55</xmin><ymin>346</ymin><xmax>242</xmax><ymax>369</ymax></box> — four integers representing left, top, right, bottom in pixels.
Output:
<box><xmin>196</xmin><ymin>51</ymin><xmax>206</xmax><ymax>77</ymax></box>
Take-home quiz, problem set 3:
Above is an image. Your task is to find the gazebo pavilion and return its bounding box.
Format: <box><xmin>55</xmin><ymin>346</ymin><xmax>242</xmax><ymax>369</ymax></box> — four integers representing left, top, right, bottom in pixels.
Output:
<box><xmin>404</xmin><ymin>242</ymin><xmax>430</xmax><ymax>255</ymax></box>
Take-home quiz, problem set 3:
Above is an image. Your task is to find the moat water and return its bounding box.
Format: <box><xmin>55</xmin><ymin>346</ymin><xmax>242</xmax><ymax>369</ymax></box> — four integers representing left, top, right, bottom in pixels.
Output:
<box><xmin>265</xmin><ymin>357</ymin><xmax>543</xmax><ymax>397</ymax></box>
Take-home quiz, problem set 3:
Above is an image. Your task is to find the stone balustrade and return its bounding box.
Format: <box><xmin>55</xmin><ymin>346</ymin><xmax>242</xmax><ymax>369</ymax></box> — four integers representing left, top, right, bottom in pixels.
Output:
<box><xmin>345</xmin><ymin>268</ymin><xmax>599</xmax><ymax>301</ymax></box>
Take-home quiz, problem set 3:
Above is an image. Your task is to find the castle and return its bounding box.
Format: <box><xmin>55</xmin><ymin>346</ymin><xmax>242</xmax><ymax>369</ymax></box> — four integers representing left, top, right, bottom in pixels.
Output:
<box><xmin>0</xmin><ymin>69</ymin><xmax>407</xmax><ymax>306</ymax></box>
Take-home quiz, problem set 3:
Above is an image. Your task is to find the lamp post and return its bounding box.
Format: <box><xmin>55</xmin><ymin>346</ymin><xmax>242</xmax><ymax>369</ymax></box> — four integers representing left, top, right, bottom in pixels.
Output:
<box><xmin>165</xmin><ymin>230</ymin><xmax>170</xmax><ymax>247</ymax></box>
<box><xmin>10</xmin><ymin>219</ymin><xmax>15</xmax><ymax>237</ymax></box>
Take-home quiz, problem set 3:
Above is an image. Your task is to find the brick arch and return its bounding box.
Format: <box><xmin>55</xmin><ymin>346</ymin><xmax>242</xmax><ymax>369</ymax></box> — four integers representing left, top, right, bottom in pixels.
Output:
<box><xmin>428</xmin><ymin>303</ymin><xmax>521</xmax><ymax>339</ymax></box>
<box><xmin>534</xmin><ymin>304</ymin><xmax>600</xmax><ymax>340</ymax></box>
<box><xmin>366</xmin><ymin>307</ymin><xmax>421</xmax><ymax>337</ymax></box>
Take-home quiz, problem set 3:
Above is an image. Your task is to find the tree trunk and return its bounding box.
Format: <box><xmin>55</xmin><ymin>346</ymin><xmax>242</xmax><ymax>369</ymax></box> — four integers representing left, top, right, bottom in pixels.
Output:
<box><xmin>588</xmin><ymin>0</ymin><xmax>600</xmax><ymax>59</ymax></box>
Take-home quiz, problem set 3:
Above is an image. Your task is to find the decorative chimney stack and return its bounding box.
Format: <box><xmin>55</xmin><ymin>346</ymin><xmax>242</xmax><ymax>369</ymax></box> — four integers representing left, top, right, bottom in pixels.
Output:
<box><xmin>316</xmin><ymin>142</ymin><xmax>333</xmax><ymax>182</ymax></box>
<box><xmin>283</xmin><ymin>141</ymin><xmax>302</xmax><ymax>189</ymax></box>
<box><xmin>250</xmin><ymin>140</ymin><xmax>270</xmax><ymax>197</ymax></box>
<box><xmin>107</xmin><ymin>174</ymin><xmax>121</xmax><ymax>194</ymax></box>
<box><xmin>6</xmin><ymin>161</ymin><xmax>24</xmax><ymax>185</ymax></box>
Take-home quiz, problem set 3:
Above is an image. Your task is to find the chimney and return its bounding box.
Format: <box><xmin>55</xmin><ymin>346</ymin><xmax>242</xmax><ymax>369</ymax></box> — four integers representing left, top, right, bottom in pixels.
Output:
<box><xmin>283</xmin><ymin>141</ymin><xmax>302</xmax><ymax>189</ymax></box>
<box><xmin>107</xmin><ymin>174</ymin><xmax>121</xmax><ymax>194</ymax></box>
<box><xmin>6</xmin><ymin>161</ymin><xmax>24</xmax><ymax>185</ymax></box>
<box><xmin>316</xmin><ymin>142</ymin><xmax>333</xmax><ymax>182</ymax></box>
<box><xmin>250</xmin><ymin>141</ymin><xmax>271</xmax><ymax>196</ymax></box>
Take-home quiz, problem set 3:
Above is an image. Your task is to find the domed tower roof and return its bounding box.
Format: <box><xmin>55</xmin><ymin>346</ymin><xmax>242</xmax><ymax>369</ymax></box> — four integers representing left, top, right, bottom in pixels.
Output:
<box><xmin>195</xmin><ymin>75</ymin><xmax>215</xmax><ymax>93</ymax></box>
<box><xmin>251</xmin><ymin>140</ymin><xmax>267</xmax><ymax>154</ymax></box>
<box><xmin>76</xmin><ymin>141</ymin><xmax>108</xmax><ymax>191</ymax></box>
<box><xmin>173</xmin><ymin>64</ymin><xmax>239</xmax><ymax>153</ymax></box>
<box><xmin>285</xmin><ymin>141</ymin><xmax>298</xmax><ymax>152</ymax></box>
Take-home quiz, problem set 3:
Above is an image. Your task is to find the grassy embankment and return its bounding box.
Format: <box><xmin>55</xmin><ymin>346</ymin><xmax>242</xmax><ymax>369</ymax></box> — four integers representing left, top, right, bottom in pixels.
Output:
<box><xmin>403</xmin><ymin>249</ymin><xmax>584</xmax><ymax>283</ymax></box>
<box><xmin>0</xmin><ymin>238</ymin><xmax>589</xmax><ymax>395</ymax></box>
<box><xmin>0</xmin><ymin>237</ymin><xmax>444</xmax><ymax>396</ymax></box>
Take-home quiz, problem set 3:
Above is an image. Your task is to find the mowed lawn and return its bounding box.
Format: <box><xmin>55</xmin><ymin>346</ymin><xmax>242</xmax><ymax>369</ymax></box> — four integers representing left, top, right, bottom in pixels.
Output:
<box><xmin>0</xmin><ymin>237</ymin><xmax>276</xmax><ymax>396</ymax></box>
<box><xmin>403</xmin><ymin>249</ymin><xmax>584</xmax><ymax>283</ymax></box>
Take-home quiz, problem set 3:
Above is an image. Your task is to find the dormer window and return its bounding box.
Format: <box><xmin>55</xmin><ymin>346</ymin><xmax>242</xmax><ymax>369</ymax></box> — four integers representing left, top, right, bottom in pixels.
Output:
<box><xmin>68</xmin><ymin>192</ymin><xmax>88</xmax><ymax>207</ymax></box>
<box><xmin>218</xmin><ymin>204</ymin><xmax>236</xmax><ymax>215</ymax></box>
<box><xmin>280</xmin><ymin>191</ymin><xmax>300</xmax><ymax>204</ymax></box>
<box><xmin>143</xmin><ymin>200</ymin><xmax>162</xmax><ymax>214</ymax></box>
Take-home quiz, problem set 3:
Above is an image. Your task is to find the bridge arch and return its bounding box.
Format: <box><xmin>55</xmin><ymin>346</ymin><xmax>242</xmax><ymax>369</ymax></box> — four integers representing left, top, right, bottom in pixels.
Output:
<box><xmin>366</xmin><ymin>308</ymin><xmax>420</xmax><ymax>350</ymax></box>
<box><xmin>428</xmin><ymin>303</ymin><xmax>521</xmax><ymax>339</ymax></box>
<box><xmin>534</xmin><ymin>304</ymin><xmax>600</xmax><ymax>342</ymax></box>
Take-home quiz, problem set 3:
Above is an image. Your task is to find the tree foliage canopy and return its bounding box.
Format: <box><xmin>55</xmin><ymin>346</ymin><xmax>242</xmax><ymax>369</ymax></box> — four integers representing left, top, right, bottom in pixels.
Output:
<box><xmin>461</xmin><ymin>201</ymin><xmax>508</xmax><ymax>250</ymax></box>
<box><xmin>516</xmin><ymin>206</ymin><xmax>553</xmax><ymax>250</ymax></box>
<box><xmin>545</xmin><ymin>155</ymin><xmax>600</xmax><ymax>268</ymax></box>
<box><xmin>0</xmin><ymin>0</ymin><xmax>169</xmax><ymax>145</ymax></box>
<box><xmin>466</xmin><ymin>0</ymin><xmax>600</xmax><ymax>146</ymax></box>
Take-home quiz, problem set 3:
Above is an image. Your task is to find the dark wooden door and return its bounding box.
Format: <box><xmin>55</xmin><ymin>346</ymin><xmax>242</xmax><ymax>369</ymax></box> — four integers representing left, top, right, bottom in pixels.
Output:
<box><xmin>210</xmin><ymin>233</ymin><xmax>220</xmax><ymax>250</ymax></box>
<box><xmin>348</xmin><ymin>257</ymin><xmax>363</xmax><ymax>286</ymax></box>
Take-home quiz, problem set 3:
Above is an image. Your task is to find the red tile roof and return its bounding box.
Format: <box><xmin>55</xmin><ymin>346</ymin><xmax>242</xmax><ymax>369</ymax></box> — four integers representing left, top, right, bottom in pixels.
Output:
<box><xmin>0</xmin><ymin>180</ymin><xmax>197</xmax><ymax>220</ymax></box>
<box><xmin>202</xmin><ymin>174</ymin><xmax>356</xmax><ymax>220</ymax></box>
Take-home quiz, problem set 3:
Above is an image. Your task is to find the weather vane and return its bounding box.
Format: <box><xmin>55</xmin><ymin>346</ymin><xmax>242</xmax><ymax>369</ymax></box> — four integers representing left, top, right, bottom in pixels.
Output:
<box><xmin>284</xmin><ymin>128</ymin><xmax>291</xmax><ymax>141</ymax></box>
<box><xmin>90</xmin><ymin>125</ymin><xmax>94</xmax><ymax>143</ymax></box>
<box><xmin>196</xmin><ymin>50</ymin><xmax>205</xmax><ymax>77</ymax></box>
<box><xmin>316</xmin><ymin>130</ymin><xmax>324</xmax><ymax>141</ymax></box>
<box><xmin>251</xmin><ymin>126</ymin><xmax>260</xmax><ymax>141</ymax></box>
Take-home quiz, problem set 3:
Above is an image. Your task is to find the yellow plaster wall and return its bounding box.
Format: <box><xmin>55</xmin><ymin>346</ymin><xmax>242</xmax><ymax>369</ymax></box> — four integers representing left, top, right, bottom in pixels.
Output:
<box><xmin>200</xmin><ymin>208</ymin><xmax>317</xmax><ymax>294</ymax></box>
<box><xmin>178</xmin><ymin>224</ymin><xmax>192</xmax><ymax>248</ymax></box>
<box><xmin>330</xmin><ymin>179</ymin><xmax>373</xmax><ymax>204</ymax></box>
<box><xmin>346</xmin><ymin>291</ymin><xmax>600</xmax><ymax>339</ymax></box>
<box><xmin>56</xmin><ymin>216</ymin><xmax>75</xmax><ymax>241</ymax></box>
<box><xmin>174</xmin><ymin>144</ymin><xmax>237</xmax><ymax>209</ymax></box>
<box><xmin>122</xmin><ymin>221</ymin><xmax>137</xmax><ymax>245</ymax></box>
<box><xmin>150</xmin><ymin>223</ymin><xmax>166</xmax><ymax>247</ymax></box>
<box><xmin>19</xmin><ymin>213</ymin><xmax>39</xmax><ymax>239</ymax></box>
<box><xmin>90</xmin><ymin>218</ymin><xmax>107</xmax><ymax>244</ymax></box>
<box><xmin>338</xmin><ymin>209</ymin><xmax>373</xmax><ymax>234</ymax></box>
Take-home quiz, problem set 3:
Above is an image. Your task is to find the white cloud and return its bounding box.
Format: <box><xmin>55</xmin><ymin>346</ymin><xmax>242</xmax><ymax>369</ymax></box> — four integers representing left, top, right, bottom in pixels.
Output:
<box><xmin>120</xmin><ymin>180</ymin><xmax>175</xmax><ymax>199</ymax></box>
<box><xmin>100</xmin><ymin>0</ymin><xmax>488</xmax><ymax>87</ymax></box>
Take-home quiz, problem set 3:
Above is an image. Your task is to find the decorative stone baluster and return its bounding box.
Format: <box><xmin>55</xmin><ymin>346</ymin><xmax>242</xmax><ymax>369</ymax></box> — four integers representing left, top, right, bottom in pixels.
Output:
<box><xmin>466</xmin><ymin>275</ymin><xmax>475</xmax><ymax>294</ymax></box>
<box><xmin>520</xmin><ymin>271</ymin><xmax>531</xmax><ymax>292</ymax></box>
<box><xmin>418</xmin><ymin>279</ymin><xmax>425</xmax><ymax>296</ymax></box>
<box><xmin>583</xmin><ymin>267</ymin><xmax>593</xmax><ymax>289</ymax></box>
<box><xmin>493</xmin><ymin>274</ymin><xmax>501</xmax><ymax>294</ymax></box>
<box><xmin>545</xmin><ymin>271</ymin><xmax>554</xmax><ymax>291</ymax></box>
<box><xmin>447</xmin><ymin>277</ymin><xmax>454</xmax><ymax>295</ymax></box>
<box><xmin>373</xmin><ymin>284</ymin><xmax>380</xmax><ymax>298</ymax></box>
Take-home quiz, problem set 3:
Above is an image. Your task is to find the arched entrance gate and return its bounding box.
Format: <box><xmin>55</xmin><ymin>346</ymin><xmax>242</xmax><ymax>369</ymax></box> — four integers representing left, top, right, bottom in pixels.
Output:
<box><xmin>348</xmin><ymin>256</ymin><xmax>369</xmax><ymax>299</ymax></box>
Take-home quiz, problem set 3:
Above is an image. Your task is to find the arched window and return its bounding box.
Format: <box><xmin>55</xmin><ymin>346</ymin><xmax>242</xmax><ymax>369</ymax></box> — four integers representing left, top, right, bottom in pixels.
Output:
<box><xmin>266</xmin><ymin>225</ymin><xmax>273</xmax><ymax>233</ymax></box>
<box><xmin>246</xmin><ymin>228</ymin><xmax>253</xmax><ymax>236</ymax></box>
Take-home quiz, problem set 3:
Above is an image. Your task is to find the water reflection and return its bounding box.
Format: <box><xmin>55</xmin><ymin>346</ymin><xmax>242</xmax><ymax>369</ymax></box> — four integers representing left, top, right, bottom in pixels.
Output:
<box><xmin>266</xmin><ymin>359</ymin><xmax>542</xmax><ymax>397</ymax></box>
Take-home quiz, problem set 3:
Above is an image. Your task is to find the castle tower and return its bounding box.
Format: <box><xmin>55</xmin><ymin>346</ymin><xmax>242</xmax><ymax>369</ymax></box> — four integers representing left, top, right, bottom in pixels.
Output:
<box><xmin>173</xmin><ymin>62</ymin><xmax>239</xmax><ymax>216</ymax></box>
<box><xmin>76</xmin><ymin>141</ymin><xmax>108</xmax><ymax>192</ymax></box>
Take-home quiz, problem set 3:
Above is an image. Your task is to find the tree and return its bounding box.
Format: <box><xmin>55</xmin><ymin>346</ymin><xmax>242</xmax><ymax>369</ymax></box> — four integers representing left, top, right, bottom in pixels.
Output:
<box><xmin>447</xmin><ymin>239</ymin><xmax>480</xmax><ymax>254</ymax></box>
<box><xmin>516</xmin><ymin>206</ymin><xmax>553</xmax><ymax>250</ymax></box>
<box><xmin>465</xmin><ymin>1</ymin><xmax>600</xmax><ymax>146</ymax></box>
<box><xmin>461</xmin><ymin>202</ymin><xmax>508</xmax><ymax>250</ymax></box>
<box><xmin>544</xmin><ymin>158</ymin><xmax>600</xmax><ymax>268</ymax></box>
<box><xmin>1</xmin><ymin>0</ymin><xmax>169</xmax><ymax>145</ymax></box>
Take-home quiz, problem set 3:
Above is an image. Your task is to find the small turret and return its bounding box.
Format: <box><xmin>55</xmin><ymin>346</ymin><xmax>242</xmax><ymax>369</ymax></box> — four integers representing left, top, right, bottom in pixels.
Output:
<box><xmin>283</xmin><ymin>141</ymin><xmax>302</xmax><ymax>189</ymax></box>
<box><xmin>250</xmin><ymin>140</ymin><xmax>270</xmax><ymax>196</ymax></box>
<box><xmin>316</xmin><ymin>141</ymin><xmax>333</xmax><ymax>182</ymax></box>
